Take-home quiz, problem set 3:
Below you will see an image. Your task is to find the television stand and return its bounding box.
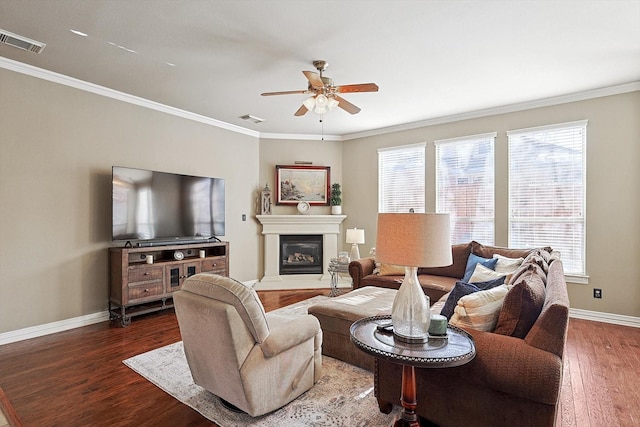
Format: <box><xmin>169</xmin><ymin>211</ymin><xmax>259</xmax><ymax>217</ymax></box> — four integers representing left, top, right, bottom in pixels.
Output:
<box><xmin>109</xmin><ymin>241</ymin><xmax>229</xmax><ymax>326</ymax></box>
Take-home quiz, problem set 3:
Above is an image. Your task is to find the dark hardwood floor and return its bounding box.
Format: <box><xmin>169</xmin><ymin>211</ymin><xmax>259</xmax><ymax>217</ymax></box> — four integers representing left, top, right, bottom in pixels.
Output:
<box><xmin>0</xmin><ymin>290</ymin><xmax>638</xmax><ymax>427</ymax></box>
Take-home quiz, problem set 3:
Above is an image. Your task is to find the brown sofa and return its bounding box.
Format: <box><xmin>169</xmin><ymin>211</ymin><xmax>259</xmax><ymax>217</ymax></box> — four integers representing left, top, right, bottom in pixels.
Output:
<box><xmin>348</xmin><ymin>241</ymin><xmax>549</xmax><ymax>303</ymax></box>
<box><xmin>366</xmin><ymin>245</ymin><xmax>570</xmax><ymax>427</ymax></box>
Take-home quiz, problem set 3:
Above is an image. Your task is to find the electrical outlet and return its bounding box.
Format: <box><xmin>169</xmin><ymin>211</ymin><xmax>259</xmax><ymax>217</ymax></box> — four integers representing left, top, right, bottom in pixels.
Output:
<box><xmin>593</xmin><ymin>288</ymin><xmax>602</xmax><ymax>299</ymax></box>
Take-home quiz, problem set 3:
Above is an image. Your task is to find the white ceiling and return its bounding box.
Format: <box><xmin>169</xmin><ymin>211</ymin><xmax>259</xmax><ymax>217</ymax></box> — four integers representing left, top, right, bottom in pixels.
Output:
<box><xmin>1</xmin><ymin>0</ymin><xmax>639</xmax><ymax>138</ymax></box>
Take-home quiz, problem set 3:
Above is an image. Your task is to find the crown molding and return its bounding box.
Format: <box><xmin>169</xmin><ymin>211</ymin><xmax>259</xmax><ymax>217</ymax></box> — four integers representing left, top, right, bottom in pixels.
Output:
<box><xmin>2</xmin><ymin>56</ymin><xmax>638</xmax><ymax>142</ymax></box>
<box><xmin>342</xmin><ymin>81</ymin><xmax>640</xmax><ymax>141</ymax></box>
<box><xmin>259</xmin><ymin>132</ymin><xmax>342</xmax><ymax>141</ymax></box>
<box><xmin>0</xmin><ymin>56</ymin><xmax>260</xmax><ymax>138</ymax></box>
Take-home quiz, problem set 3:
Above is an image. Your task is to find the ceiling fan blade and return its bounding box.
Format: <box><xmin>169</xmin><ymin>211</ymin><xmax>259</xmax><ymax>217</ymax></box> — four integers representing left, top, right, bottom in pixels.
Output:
<box><xmin>261</xmin><ymin>90</ymin><xmax>307</xmax><ymax>96</ymax></box>
<box><xmin>334</xmin><ymin>95</ymin><xmax>361</xmax><ymax>115</ymax></box>
<box><xmin>303</xmin><ymin>71</ymin><xmax>324</xmax><ymax>89</ymax></box>
<box><xmin>294</xmin><ymin>104</ymin><xmax>309</xmax><ymax>116</ymax></box>
<box><xmin>336</xmin><ymin>83</ymin><xmax>379</xmax><ymax>93</ymax></box>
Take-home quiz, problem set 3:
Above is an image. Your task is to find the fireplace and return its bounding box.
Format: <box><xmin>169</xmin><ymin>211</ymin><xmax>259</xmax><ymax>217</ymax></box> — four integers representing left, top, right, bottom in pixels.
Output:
<box><xmin>256</xmin><ymin>214</ymin><xmax>346</xmax><ymax>289</ymax></box>
<box><xmin>279</xmin><ymin>235</ymin><xmax>323</xmax><ymax>275</ymax></box>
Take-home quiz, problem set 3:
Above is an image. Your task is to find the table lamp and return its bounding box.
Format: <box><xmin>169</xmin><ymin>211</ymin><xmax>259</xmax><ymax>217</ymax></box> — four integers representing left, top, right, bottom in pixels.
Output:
<box><xmin>376</xmin><ymin>213</ymin><xmax>452</xmax><ymax>343</ymax></box>
<box><xmin>346</xmin><ymin>228</ymin><xmax>365</xmax><ymax>261</ymax></box>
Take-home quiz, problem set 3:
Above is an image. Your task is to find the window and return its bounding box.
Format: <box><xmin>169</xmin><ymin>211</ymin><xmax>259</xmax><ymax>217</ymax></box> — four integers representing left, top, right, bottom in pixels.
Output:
<box><xmin>508</xmin><ymin>120</ymin><xmax>587</xmax><ymax>276</ymax></box>
<box><xmin>378</xmin><ymin>143</ymin><xmax>425</xmax><ymax>213</ymax></box>
<box><xmin>435</xmin><ymin>133</ymin><xmax>496</xmax><ymax>245</ymax></box>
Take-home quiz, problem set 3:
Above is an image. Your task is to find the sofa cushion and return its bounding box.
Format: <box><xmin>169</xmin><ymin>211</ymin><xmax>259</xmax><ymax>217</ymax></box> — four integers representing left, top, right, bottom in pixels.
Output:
<box><xmin>471</xmin><ymin>241</ymin><xmax>551</xmax><ymax>260</ymax></box>
<box><xmin>418</xmin><ymin>242</ymin><xmax>472</xmax><ymax>279</ymax></box>
<box><xmin>494</xmin><ymin>267</ymin><xmax>546</xmax><ymax>338</ymax></box>
<box><xmin>450</xmin><ymin>284</ymin><xmax>510</xmax><ymax>331</ymax></box>
<box><xmin>440</xmin><ymin>276</ymin><xmax>506</xmax><ymax>320</ymax></box>
<box><xmin>462</xmin><ymin>253</ymin><xmax>498</xmax><ymax>282</ymax></box>
<box><xmin>430</xmin><ymin>291</ymin><xmax>450</xmax><ymax>315</ymax></box>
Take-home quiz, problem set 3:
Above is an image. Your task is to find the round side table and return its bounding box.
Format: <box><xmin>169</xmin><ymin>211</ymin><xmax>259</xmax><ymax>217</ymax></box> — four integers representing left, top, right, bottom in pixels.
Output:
<box><xmin>350</xmin><ymin>315</ymin><xmax>476</xmax><ymax>427</ymax></box>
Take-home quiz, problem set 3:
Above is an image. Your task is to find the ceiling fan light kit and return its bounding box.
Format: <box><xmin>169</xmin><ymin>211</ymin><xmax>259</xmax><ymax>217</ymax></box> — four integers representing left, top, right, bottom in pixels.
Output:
<box><xmin>262</xmin><ymin>60</ymin><xmax>378</xmax><ymax>116</ymax></box>
<box><xmin>303</xmin><ymin>94</ymin><xmax>339</xmax><ymax>115</ymax></box>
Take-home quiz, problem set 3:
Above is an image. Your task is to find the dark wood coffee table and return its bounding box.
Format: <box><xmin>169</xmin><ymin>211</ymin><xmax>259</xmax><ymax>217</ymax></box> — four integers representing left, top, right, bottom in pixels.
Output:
<box><xmin>350</xmin><ymin>315</ymin><xmax>476</xmax><ymax>427</ymax></box>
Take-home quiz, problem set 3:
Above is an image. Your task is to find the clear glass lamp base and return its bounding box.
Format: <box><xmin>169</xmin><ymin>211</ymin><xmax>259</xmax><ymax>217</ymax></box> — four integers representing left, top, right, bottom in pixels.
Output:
<box><xmin>391</xmin><ymin>266</ymin><xmax>431</xmax><ymax>343</ymax></box>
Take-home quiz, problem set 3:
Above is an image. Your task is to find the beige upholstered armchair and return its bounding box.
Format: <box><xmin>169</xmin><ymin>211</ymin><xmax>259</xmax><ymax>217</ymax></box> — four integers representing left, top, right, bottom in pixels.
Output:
<box><xmin>174</xmin><ymin>273</ymin><xmax>323</xmax><ymax>417</ymax></box>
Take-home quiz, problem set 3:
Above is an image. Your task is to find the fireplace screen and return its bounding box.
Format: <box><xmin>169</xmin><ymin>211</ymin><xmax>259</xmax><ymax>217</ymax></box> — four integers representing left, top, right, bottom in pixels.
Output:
<box><xmin>279</xmin><ymin>235</ymin><xmax>323</xmax><ymax>275</ymax></box>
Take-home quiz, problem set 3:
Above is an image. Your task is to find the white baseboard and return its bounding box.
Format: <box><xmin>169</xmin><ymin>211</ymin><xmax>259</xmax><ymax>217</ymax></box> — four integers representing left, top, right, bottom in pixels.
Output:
<box><xmin>569</xmin><ymin>308</ymin><xmax>640</xmax><ymax>328</ymax></box>
<box><xmin>0</xmin><ymin>311</ymin><xmax>110</xmax><ymax>346</ymax></box>
<box><xmin>1</xmin><ymin>303</ymin><xmax>636</xmax><ymax>347</ymax></box>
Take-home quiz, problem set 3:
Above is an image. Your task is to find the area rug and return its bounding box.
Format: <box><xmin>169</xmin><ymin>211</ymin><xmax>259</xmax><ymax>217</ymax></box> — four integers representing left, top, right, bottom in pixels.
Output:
<box><xmin>123</xmin><ymin>296</ymin><xmax>401</xmax><ymax>426</ymax></box>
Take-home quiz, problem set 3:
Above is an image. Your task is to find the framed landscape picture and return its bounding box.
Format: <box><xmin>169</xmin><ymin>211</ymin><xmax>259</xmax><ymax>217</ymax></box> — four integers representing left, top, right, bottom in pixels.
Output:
<box><xmin>275</xmin><ymin>165</ymin><xmax>331</xmax><ymax>205</ymax></box>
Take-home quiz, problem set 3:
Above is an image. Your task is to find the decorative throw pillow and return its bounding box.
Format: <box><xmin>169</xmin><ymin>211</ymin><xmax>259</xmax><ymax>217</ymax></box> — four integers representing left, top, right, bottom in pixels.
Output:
<box><xmin>468</xmin><ymin>264</ymin><xmax>508</xmax><ymax>283</ymax></box>
<box><xmin>450</xmin><ymin>284</ymin><xmax>510</xmax><ymax>332</ymax></box>
<box><xmin>492</xmin><ymin>254</ymin><xmax>524</xmax><ymax>274</ymax></box>
<box><xmin>523</xmin><ymin>251</ymin><xmax>549</xmax><ymax>274</ymax></box>
<box><xmin>440</xmin><ymin>276</ymin><xmax>505</xmax><ymax>319</ymax></box>
<box><xmin>508</xmin><ymin>262</ymin><xmax>546</xmax><ymax>286</ymax></box>
<box><xmin>494</xmin><ymin>269</ymin><xmax>546</xmax><ymax>338</ymax></box>
<box><xmin>377</xmin><ymin>262</ymin><xmax>405</xmax><ymax>276</ymax></box>
<box><xmin>462</xmin><ymin>253</ymin><xmax>498</xmax><ymax>282</ymax></box>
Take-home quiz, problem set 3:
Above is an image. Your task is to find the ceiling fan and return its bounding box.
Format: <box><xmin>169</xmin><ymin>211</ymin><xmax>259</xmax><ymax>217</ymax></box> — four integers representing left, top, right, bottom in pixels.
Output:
<box><xmin>261</xmin><ymin>60</ymin><xmax>379</xmax><ymax>116</ymax></box>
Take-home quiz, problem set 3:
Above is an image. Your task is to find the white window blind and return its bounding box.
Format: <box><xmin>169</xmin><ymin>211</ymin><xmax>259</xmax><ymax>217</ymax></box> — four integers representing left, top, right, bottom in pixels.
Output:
<box><xmin>435</xmin><ymin>133</ymin><xmax>496</xmax><ymax>245</ymax></box>
<box><xmin>378</xmin><ymin>143</ymin><xmax>425</xmax><ymax>213</ymax></box>
<box><xmin>508</xmin><ymin>120</ymin><xmax>587</xmax><ymax>275</ymax></box>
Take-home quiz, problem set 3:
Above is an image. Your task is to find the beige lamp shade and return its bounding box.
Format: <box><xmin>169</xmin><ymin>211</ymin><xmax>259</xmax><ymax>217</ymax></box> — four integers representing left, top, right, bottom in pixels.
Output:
<box><xmin>376</xmin><ymin>213</ymin><xmax>452</xmax><ymax>268</ymax></box>
<box><xmin>345</xmin><ymin>228</ymin><xmax>365</xmax><ymax>244</ymax></box>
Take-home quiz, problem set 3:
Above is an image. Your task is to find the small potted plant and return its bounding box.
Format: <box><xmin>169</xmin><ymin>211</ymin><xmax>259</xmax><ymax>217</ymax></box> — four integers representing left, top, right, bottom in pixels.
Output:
<box><xmin>330</xmin><ymin>183</ymin><xmax>342</xmax><ymax>215</ymax></box>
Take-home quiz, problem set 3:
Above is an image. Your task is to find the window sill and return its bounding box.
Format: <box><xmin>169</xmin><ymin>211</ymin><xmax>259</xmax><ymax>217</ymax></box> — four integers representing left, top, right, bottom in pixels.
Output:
<box><xmin>565</xmin><ymin>274</ymin><xmax>589</xmax><ymax>285</ymax></box>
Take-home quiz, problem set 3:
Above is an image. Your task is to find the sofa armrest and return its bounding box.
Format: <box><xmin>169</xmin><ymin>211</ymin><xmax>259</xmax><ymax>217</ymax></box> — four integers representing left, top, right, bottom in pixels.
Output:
<box><xmin>349</xmin><ymin>257</ymin><xmax>376</xmax><ymax>289</ymax></box>
<box><xmin>462</xmin><ymin>329</ymin><xmax>563</xmax><ymax>405</ymax></box>
<box><xmin>260</xmin><ymin>313</ymin><xmax>321</xmax><ymax>357</ymax></box>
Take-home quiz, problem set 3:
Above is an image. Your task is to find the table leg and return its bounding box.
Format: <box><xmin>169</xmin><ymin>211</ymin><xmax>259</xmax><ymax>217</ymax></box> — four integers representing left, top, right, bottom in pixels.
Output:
<box><xmin>394</xmin><ymin>364</ymin><xmax>420</xmax><ymax>427</ymax></box>
<box><xmin>329</xmin><ymin>271</ymin><xmax>340</xmax><ymax>297</ymax></box>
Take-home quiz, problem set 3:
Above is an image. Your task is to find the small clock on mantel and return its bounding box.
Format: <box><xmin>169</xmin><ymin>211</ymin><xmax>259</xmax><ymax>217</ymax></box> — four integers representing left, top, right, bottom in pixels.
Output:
<box><xmin>297</xmin><ymin>201</ymin><xmax>311</xmax><ymax>215</ymax></box>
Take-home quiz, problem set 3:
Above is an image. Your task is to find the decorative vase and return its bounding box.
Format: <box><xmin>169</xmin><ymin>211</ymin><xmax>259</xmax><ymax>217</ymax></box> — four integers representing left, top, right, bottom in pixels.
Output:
<box><xmin>331</xmin><ymin>205</ymin><xmax>342</xmax><ymax>215</ymax></box>
<box><xmin>391</xmin><ymin>266</ymin><xmax>430</xmax><ymax>342</ymax></box>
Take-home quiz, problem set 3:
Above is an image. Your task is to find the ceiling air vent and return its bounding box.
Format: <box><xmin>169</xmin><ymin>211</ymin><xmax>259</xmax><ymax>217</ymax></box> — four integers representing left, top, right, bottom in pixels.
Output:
<box><xmin>0</xmin><ymin>29</ymin><xmax>46</xmax><ymax>54</ymax></box>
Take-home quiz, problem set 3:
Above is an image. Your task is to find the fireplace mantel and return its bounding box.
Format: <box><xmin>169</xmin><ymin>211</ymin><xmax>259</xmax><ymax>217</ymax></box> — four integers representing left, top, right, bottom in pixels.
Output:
<box><xmin>256</xmin><ymin>215</ymin><xmax>347</xmax><ymax>289</ymax></box>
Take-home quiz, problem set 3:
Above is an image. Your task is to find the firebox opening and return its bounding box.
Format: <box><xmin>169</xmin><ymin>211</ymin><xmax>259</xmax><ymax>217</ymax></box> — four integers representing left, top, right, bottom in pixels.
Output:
<box><xmin>279</xmin><ymin>234</ymin><xmax>323</xmax><ymax>275</ymax></box>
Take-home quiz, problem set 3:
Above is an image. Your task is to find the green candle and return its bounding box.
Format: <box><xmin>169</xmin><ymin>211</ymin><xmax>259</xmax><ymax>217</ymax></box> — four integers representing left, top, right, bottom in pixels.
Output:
<box><xmin>429</xmin><ymin>314</ymin><xmax>447</xmax><ymax>335</ymax></box>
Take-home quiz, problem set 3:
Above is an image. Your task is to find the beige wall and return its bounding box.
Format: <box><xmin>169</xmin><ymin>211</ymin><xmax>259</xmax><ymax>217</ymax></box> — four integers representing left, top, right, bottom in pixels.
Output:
<box><xmin>257</xmin><ymin>137</ymin><xmax>347</xmax><ymax>262</ymax></box>
<box><xmin>342</xmin><ymin>91</ymin><xmax>640</xmax><ymax>318</ymax></box>
<box><xmin>0</xmin><ymin>68</ymin><xmax>261</xmax><ymax>333</ymax></box>
<box><xmin>1</xmin><ymin>64</ymin><xmax>637</xmax><ymax>335</ymax></box>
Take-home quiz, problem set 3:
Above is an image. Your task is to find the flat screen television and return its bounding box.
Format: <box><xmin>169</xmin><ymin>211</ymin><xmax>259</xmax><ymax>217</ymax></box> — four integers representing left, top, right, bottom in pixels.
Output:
<box><xmin>112</xmin><ymin>166</ymin><xmax>225</xmax><ymax>243</ymax></box>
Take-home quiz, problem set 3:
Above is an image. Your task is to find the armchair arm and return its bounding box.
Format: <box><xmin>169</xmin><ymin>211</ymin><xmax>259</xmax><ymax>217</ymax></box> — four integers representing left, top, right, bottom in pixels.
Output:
<box><xmin>460</xmin><ymin>329</ymin><xmax>563</xmax><ymax>405</ymax></box>
<box><xmin>260</xmin><ymin>313</ymin><xmax>321</xmax><ymax>357</ymax></box>
<box><xmin>349</xmin><ymin>257</ymin><xmax>376</xmax><ymax>289</ymax></box>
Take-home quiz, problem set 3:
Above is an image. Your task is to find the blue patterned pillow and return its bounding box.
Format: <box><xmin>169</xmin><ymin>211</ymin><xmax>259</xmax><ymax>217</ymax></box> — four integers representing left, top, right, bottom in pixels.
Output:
<box><xmin>440</xmin><ymin>276</ymin><xmax>506</xmax><ymax>320</ymax></box>
<box><xmin>462</xmin><ymin>253</ymin><xmax>498</xmax><ymax>282</ymax></box>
